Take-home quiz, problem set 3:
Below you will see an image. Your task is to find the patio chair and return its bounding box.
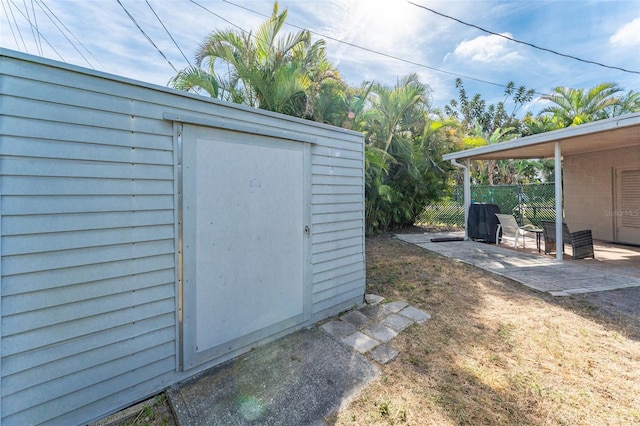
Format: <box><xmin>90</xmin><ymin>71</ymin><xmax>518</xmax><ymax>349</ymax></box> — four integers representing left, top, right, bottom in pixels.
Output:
<box><xmin>495</xmin><ymin>213</ymin><xmax>538</xmax><ymax>248</ymax></box>
<box><xmin>540</xmin><ymin>221</ymin><xmax>594</xmax><ymax>259</ymax></box>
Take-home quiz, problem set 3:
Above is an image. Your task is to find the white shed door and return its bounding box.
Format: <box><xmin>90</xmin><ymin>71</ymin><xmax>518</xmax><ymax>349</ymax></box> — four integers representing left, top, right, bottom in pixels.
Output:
<box><xmin>181</xmin><ymin>125</ymin><xmax>310</xmax><ymax>369</ymax></box>
<box><xmin>615</xmin><ymin>168</ymin><xmax>640</xmax><ymax>245</ymax></box>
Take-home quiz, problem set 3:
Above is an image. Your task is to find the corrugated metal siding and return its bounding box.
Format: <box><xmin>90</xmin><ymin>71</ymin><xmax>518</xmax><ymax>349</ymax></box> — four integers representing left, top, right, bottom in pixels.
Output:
<box><xmin>0</xmin><ymin>50</ymin><xmax>365</xmax><ymax>425</ymax></box>
<box><xmin>310</xmin><ymin>140</ymin><xmax>365</xmax><ymax>319</ymax></box>
<box><xmin>1</xmin><ymin>56</ymin><xmax>177</xmax><ymax>425</ymax></box>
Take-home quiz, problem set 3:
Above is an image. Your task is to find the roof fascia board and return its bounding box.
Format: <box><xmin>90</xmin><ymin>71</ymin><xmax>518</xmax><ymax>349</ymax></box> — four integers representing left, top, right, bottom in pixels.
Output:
<box><xmin>442</xmin><ymin>113</ymin><xmax>640</xmax><ymax>161</ymax></box>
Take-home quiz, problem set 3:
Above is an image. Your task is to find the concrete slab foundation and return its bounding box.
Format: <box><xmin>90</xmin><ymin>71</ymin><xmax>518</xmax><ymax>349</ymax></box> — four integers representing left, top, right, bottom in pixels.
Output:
<box><xmin>395</xmin><ymin>232</ymin><xmax>640</xmax><ymax>296</ymax></box>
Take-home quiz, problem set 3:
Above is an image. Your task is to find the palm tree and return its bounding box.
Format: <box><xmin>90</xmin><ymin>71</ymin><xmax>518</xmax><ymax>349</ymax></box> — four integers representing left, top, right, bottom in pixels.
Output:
<box><xmin>169</xmin><ymin>66</ymin><xmax>219</xmax><ymax>98</ymax></box>
<box><xmin>171</xmin><ymin>2</ymin><xmax>341</xmax><ymax>118</ymax></box>
<box><xmin>523</xmin><ymin>114</ymin><xmax>564</xmax><ymax>135</ymax></box>
<box><xmin>359</xmin><ymin>74</ymin><xmax>451</xmax><ymax>233</ymax></box>
<box><xmin>614</xmin><ymin>90</ymin><xmax>640</xmax><ymax>116</ymax></box>
<box><xmin>363</xmin><ymin>73</ymin><xmax>429</xmax><ymax>153</ymax></box>
<box><xmin>539</xmin><ymin>82</ymin><xmax>623</xmax><ymax>127</ymax></box>
<box><xmin>416</xmin><ymin>115</ymin><xmax>459</xmax><ymax>172</ymax></box>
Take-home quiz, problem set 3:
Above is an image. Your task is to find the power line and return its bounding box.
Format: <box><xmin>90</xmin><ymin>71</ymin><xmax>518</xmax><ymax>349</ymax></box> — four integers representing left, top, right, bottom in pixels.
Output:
<box><xmin>22</xmin><ymin>0</ymin><xmax>41</xmax><ymax>55</ymax></box>
<box><xmin>35</xmin><ymin>0</ymin><xmax>104</xmax><ymax>69</ymax></box>
<box><xmin>1</xmin><ymin>0</ymin><xmax>22</xmax><ymax>50</ymax></box>
<box><xmin>188</xmin><ymin>0</ymin><xmax>248</xmax><ymax>34</ymax></box>
<box><xmin>29</xmin><ymin>0</ymin><xmax>43</xmax><ymax>55</ymax></box>
<box><xmin>115</xmin><ymin>0</ymin><xmax>178</xmax><ymax>73</ymax></box>
<box><xmin>406</xmin><ymin>1</ymin><xmax>640</xmax><ymax>75</ymax></box>
<box><xmin>7</xmin><ymin>0</ymin><xmax>65</xmax><ymax>61</ymax></box>
<box><xmin>32</xmin><ymin>0</ymin><xmax>96</xmax><ymax>69</ymax></box>
<box><xmin>4</xmin><ymin>0</ymin><xmax>29</xmax><ymax>52</ymax></box>
<box><xmin>145</xmin><ymin>0</ymin><xmax>192</xmax><ymax>67</ymax></box>
<box><xmin>220</xmin><ymin>0</ymin><xmax>526</xmax><ymax>93</ymax></box>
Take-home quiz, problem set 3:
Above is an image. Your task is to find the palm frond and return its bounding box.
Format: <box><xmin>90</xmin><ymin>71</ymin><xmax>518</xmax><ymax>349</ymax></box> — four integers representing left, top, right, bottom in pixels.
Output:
<box><xmin>169</xmin><ymin>67</ymin><xmax>219</xmax><ymax>98</ymax></box>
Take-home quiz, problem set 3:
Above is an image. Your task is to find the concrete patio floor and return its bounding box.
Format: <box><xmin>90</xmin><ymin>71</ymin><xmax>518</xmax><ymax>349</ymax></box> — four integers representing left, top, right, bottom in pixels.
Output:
<box><xmin>395</xmin><ymin>231</ymin><xmax>640</xmax><ymax>296</ymax></box>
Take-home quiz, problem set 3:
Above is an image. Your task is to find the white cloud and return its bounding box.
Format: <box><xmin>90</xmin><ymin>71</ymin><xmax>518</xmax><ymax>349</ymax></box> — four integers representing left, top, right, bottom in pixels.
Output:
<box><xmin>310</xmin><ymin>0</ymin><xmax>436</xmax><ymax>84</ymax></box>
<box><xmin>451</xmin><ymin>33</ymin><xmax>522</xmax><ymax>64</ymax></box>
<box><xmin>609</xmin><ymin>17</ymin><xmax>640</xmax><ymax>47</ymax></box>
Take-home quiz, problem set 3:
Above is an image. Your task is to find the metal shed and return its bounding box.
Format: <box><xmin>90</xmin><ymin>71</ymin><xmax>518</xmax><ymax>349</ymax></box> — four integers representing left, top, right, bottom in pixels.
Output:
<box><xmin>0</xmin><ymin>49</ymin><xmax>366</xmax><ymax>425</ymax></box>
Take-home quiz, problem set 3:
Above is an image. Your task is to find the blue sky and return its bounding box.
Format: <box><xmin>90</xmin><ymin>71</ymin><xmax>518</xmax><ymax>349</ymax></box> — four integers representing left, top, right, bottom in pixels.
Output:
<box><xmin>2</xmin><ymin>0</ymin><xmax>639</xmax><ymax>115</ymax></box>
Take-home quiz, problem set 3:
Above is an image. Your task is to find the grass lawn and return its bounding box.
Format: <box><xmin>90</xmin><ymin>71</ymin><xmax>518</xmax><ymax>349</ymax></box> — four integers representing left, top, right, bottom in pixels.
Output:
<box><xmin>332</xmin><ymin>233</ymin><xmax>640</xmax><ymax>425</ymax></box>
<box><xmin>116</xmin><ymin>232</ymin><xmax>639</xmax><ymax>426</ymax></box>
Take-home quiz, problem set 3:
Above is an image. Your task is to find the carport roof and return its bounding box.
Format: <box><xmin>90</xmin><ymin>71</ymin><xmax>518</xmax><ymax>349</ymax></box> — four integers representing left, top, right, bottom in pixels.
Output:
<box><xmin>442</xmin><ymin>112</ymin><xmax>640</xmax><ymax>161</ymax></box>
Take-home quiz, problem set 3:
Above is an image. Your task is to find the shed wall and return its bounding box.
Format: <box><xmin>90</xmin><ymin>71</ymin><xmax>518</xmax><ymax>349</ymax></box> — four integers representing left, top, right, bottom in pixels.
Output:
<box><xmin>0</xmin><ymin>51</ymin><xmax>365</xmax><ymax>425</ymax></box>
<box><xmin>564</xmin><ymin>145</ymin><xmax>640</xmax><ymax>241</ymax></box>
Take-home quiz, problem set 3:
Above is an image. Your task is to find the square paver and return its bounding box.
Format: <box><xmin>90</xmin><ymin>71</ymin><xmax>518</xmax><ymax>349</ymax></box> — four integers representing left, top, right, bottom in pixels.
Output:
<box><xmin>381</xmin><ymin>313</ymin><xmax>414</xmax><ymax>332</ymax></box>
<box><xmin>365</xmin><ymin>294</ymin><xmax>385</xmax><ymax>305</ymax></box>
<box><xmin>359</xmin><ymin>305</ymin><xmax>389</xmax><ymax>320</ymax></box>
<box><xmin>368</xmin><ymin>344</ymin><xmax>400</xmax><ymax>365</ymax></box>
<box><xmin>340</xmin><ymin>310</ymin><xmax>371</xmax><ymax>329</ymax></box>
<box><xmin>321</xmin><ymin>320</ymin><xmax>358</xmax><ymax>338</ymax></box>
<box><xmin>362</xmin><ymin>323</ymin><xmax>398</xmax><ymax>343</ymax></box>
<box><xmin>382</xmin><ymin>301</ymin><xmax>409</xmax><ymax>313</ymax></box>
<box><xmin>398</xmin><ymin>306</ymin><xmax>431</xmax><ymax>323</ymax></box>
<box><xmin>340</xmin><ymin>331</ymin><xmax>380</xmax><ymax>354</ymax></box>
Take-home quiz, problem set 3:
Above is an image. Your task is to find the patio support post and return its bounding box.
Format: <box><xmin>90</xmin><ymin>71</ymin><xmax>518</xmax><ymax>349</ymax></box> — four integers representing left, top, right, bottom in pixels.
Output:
<box><xmin>464</xmin><ymin>159</ymin><xmax>470</xmax><ymax>240</ymax></box>
<box><xmin>450</xmin><ymin>159</ymin><xmax>471</xmax><ymax>240</ymax></box>
<box><xmin>554</xmin><ymin>142</ymin><xmax>563</xmax><ymax>261</ymax></box>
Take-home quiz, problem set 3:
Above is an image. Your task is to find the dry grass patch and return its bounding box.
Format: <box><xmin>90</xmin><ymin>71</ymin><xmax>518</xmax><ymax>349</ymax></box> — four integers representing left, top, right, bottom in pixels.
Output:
<box><xmin>333</xmin><ymin>234</ymin><xmax>640</xmax><ymax>425</ymax></box>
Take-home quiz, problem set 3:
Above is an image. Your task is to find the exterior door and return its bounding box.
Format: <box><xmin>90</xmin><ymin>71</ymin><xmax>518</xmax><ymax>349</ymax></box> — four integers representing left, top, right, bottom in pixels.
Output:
<box><xmin>615</xmin><ymin>168</ymin><xmax>640</xmax><ymax>245</ymax></box>
<box><xmin>180</xmin><ymin>124</ymin><xmax>311</xmax><ymax>369</ymax></box>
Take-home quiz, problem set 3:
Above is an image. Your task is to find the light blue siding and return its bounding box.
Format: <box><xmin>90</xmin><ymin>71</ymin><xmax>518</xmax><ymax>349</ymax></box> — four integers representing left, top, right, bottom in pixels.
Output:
<box><xmin>0</xmin><ymin>49</ymin><xmax>364</xmax><ymax>425</ymax></box>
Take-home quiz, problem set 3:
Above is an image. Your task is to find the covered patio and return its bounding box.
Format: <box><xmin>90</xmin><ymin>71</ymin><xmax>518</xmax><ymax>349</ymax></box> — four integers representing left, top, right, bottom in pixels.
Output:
<box><xmin>395</xmin><ymin>231</ymin><xmax>640</xmax><ymax>296</ymax></box>
<box><xmin>441</xmin><ymin>113</ymin><xmax>640</xmax><ymax>261</ymax></box>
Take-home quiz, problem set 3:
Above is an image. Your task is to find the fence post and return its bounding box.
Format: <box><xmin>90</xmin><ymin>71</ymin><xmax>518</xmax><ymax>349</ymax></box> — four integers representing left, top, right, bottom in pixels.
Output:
<box><xmin>516</xmin><ymin>184</ymin><xmax>523</xmax><ymax>225</ymax></box>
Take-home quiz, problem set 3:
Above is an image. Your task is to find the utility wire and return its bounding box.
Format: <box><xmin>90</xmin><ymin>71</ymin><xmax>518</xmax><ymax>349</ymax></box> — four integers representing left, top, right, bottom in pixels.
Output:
<box><xmin>221</xmin><ymin>0</ymin><xmax>521</xmax><ymax>93</ymax></box>
<box><xmin>22</xmin><ymin>0</ymin><xmax>41</xmax><ymax>55</ymax></box>
<box><xmin>5</xmin><ymin>0</ymin><xmax>29</xmax><ymax>52</ymax></box>
<box><xmin>115</xmin><ymin>0</ymin><xmax>178</xmax><ymax>72</ymax></box>
<box><xmin>145</xmin><ymin>0</ymin><xmax>192</xmax><ymax>67</ymax></box>
<box><xmin>8</xmin><ymin>0</ymin><xmax>65</xmax><ymax>61</ymax></box>
<box><xmin>407</xmin><ymin>1</ymin><xmax>640</xmax><ymax>75</ymax></box>
<box><xmin>1</xmin><ymin>0</ymin><xmax>22</xmax><ymax>50</ymax></box>
<box><xmin>30</xmin><ymin>0</ymin><xmax>43</xmax><ymax>55</ymax></box>
<box><xmin>35</xmin><ymin>0</ymin><xmax>105</xmax><ymax>68</ymax></box>
<box><xmin>33</xmin><ymin>0</ymin><xmax>95</xmax><ymax>68</ymax></box>
<box><xmin>189</xmin><ymin>0</ymin><xmax>248</xmax><ymax>34</ymax></box>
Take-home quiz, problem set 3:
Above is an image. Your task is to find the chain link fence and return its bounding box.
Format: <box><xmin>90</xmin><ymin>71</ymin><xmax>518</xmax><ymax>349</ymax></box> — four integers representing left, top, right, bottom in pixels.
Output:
<box><xmin>416</xmin><ymin>183</ymin><xmax>556</xmax><ymax>227</ymax></box>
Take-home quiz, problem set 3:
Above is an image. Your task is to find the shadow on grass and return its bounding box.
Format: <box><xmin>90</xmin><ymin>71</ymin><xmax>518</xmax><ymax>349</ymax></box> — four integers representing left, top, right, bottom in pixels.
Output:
<box><xmin>349</xmin><ymin>233</ymin><xmax>640</xmax><ymax>425</ymax></box>
<box><xmin>361</xmin><ymin>235</ymin><xmax>544</xmax><ymax>424</ymax></box>
<box><xmin>549</xmin><ymin>287</ymin><xmax>640</xmax><ymax>342</ymax></box>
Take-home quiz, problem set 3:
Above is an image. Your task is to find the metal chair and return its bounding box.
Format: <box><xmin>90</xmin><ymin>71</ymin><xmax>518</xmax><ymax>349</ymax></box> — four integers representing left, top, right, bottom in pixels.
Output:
<box><xmin>540</xmin><ymin>221</ymin><xmax>594</xmax><ymax>259</ymax></box>
<box><xmin>495</xmin><ymin>213</ymin><xmax>538</xmax><ymax>248</ymax></box>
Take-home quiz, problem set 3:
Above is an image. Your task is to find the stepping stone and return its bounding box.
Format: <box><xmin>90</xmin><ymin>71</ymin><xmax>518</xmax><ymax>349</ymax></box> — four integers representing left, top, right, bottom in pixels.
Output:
<box><xmin>382</xmin><ymin>301</ymin><xmax>409</xmax><ymax>313</ymax></box>
<box><xmin>359</xmin><ymin>305</ymin><xmax>389</xmax><ymax>320</ymax></box>
<box><xmin>381</xmin><ymin>314</ymin><xmax>414</xmax><ymax>332</ymax></box>
<box><xmin>341</xmin><ymin>332</ymin><xmax>380</xmax><ymax>354</ymax></box>
<box><xmin>369</xmin><ymin>344</ymin><xmax>400</xmax><ymax>365</ymax></box>
<box><xmin>321</xmin><ymin>320</ymin><xmax>358</xmax><ymax>338</ymax></box>
<box><xmin>362</xmin><ymin>323</ymin><xmax>398</xmax><ymax>343</ymax></box>
<box><xmin>398</xmin><ymin>306</ymin><xmax>431</xmax><ymax>323</ymax></box>
<box><xmin>365</xmin><ymin>294</ymin><xmax>385</xmax><ymax>305</ymax></box>
<box><xmin>340</xmin><ymin>310</ymin><xmax>371</xmax><ymax>329</ymax></box>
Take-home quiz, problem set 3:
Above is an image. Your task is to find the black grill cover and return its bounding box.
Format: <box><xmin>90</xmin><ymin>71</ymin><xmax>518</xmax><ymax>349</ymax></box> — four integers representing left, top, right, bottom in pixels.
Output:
<box><xmin>468</xmin><ymin>203</ymin><xmax>501</xmax><ymax>243</ymax></box>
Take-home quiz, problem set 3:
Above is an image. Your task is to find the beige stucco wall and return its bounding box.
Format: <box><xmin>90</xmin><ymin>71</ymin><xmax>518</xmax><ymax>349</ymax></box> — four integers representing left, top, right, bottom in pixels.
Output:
<box><xmin>564</xmin><ymin>145</ymin><xmax>640</xmax><ymax>241</ymax></box>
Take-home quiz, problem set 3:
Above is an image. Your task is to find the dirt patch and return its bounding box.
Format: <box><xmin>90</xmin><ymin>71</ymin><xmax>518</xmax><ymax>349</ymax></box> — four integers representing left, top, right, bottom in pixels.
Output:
<box><xmin>556</xmin><ymin>287</ymin><xmax>640</xmax><ymax>340</ymax></box>
<box><xmin>332</xmin><ymin>233</ymin><xmax>640</xmax><ymax>425</ymax></box>
<box><xmin>97</xmin><ymin>394</ymin><xmax>176</xmax><ymax>426</ymax></box>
